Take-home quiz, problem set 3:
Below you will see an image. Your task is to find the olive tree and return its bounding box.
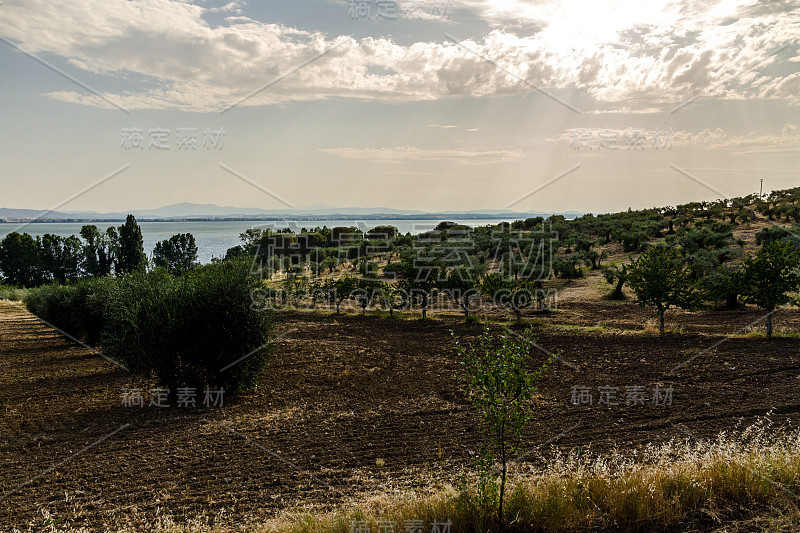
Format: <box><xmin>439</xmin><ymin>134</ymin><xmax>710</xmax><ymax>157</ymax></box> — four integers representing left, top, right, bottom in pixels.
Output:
<box><xmin>627</xmin><ymin>246</ymin><xmax>700</xmax><ymax>334</ymax></box>
<box><xmin>482</xmin><ymin>273</ymin><xmax>541</xmax><ymax>324</ymax></box>
<box><xmin>739</xmin><ymin>241</ymin><xmax>800</xmax><ymax>338</ymax></box>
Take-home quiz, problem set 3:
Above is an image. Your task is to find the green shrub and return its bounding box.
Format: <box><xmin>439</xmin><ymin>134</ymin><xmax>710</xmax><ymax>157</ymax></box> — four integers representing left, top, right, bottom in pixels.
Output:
<box><xmin>25</xmin><ymin>283</ymin><xmax>81</xmax><ymax>335</ymax></box>
<box><xmin>552</xmin><ymin>257</ymin><xmax>583</xmax><ymax>279</ymax></box>
<box><xmin>24</xmin><ymin>277</ymin><xmax>114</xmax><ymax>344</ymax></box>
<box><xmin>23</xmin><ymin>260</ymin><xmax>273</xmax><ymax>394</ymax></box>
<box><xmin>102</xmin><ymin>260</ymin><xmax>273</xmax><ymax>393</ymax></box>
<box><xmin>0</xmin><ymin>284</ymin><xmax>28</xmax><ymax>301</ymax></box>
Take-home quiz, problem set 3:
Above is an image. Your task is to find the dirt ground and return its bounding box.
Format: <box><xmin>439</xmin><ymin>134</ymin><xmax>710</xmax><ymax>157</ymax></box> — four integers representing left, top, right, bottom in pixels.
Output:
<box><xmin>2</xmin><ymin>277</ymin><xmax>800</xmax><ymax>531</ymax></box>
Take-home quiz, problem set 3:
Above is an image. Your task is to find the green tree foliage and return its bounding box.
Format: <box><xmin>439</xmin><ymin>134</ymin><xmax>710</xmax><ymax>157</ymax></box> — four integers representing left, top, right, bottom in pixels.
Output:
<box><xmin>739</xmin><ymin>241</ymin><xmax>800</xmax><ymax>338</ymax></box>
<box><xmin>627</xmin><ymin>246</ymin><xmax>701</xmax><ymax>334</ymax></box>
<box><xmin>441</xmin><ymin>267</ymin><xmax>482</xmax><ymax>321</ymax></box>
<box><xmin>153</xmin><ymin>233</ymin><xmax>199</xmax><ymax>274</ymax></box>
<box><xmin>352</xmin><ymin>278</ymin><xmax>383</xmax><ymax>315</ymax></box>
<box><xmin>552</xmin><ymin>256</ymin><xmax>583</xmax><ymax>279</ymax></box>
<box><xmin>331</xmin><ymin>276</ymin><xmax>358</xmax><ymax>313</ymax></box>
<box><xmin>701</xmin><ymin>265</ymin><xmax>744</xmax><ymax>310</ymax></box>
<box><xmin>392</xmin><ymin>260</ymin><xmax>440</xmax><ymax>320</ymax></box>
<box><xmin>755</xmin><ymin>224</ymin><xmax>800</xmax><ymax>248</ymax></box>
<box><xmin>24</xmin><ymin>259</ymin><xmax>272</xmax><ymax>392</ymax></box>
<box><xmin>330</xmin><ymin>226</ymin><xmax>363</xmax><ymax>245</ymax></box>
<box><xmin>102</xmin><ymin>259</ymin><xmax>273</xmax><ymax>392</ymax></box>
<box><xmin>39</xmin><ymin>234</ymin><xmax>82</xmax><ymax>284</ymax></box>
<box><xmin>673</xmin><ymin>221</ymin><xmax>734</xmax><ymax>255</ymax></box>
<box><xmin>320</xmin><ymin>255</ymin><xmax>339</xmax><ymax>274</ymax></box>
<box><xmin>80</xmin><ymin>225</ymin><xmax>118</xmax><ymax>277</ymax></box>
<box><xmin>454</xmin><ymin>326</ymin><xmax>552</xmax><ymax>524</ymax></box>
<box><xmin>366</xmin><ymin>225</ymin><xmax>399</xmax><ymax>242</ymax></box>
<box><xmin>117</xmin><ymin>214</ymin><xmax>147</xmax><ymax>274</ymax></box>
<box><xmin>482</xmin><ymin>273</ymin><xmax>542</xmax><ymax>324</ymax></box>
<box><xmin>372</xmin><ymin>282</ymin><xmax>405</xmax><ymax>317</ymax></box>
<box><xmin>24</xmin><ymin>276</ymin><xmax>115</xmax><ymax>345</ymax></box>
<box><xmin>0</xmin><ymin>232</ymin><xmax>41</xmax><ymax>286</ymax></box>
<box><xmin>577</xmin><ymin>248</ymin><xmax>603</xmax><ymax>270</ymax></box>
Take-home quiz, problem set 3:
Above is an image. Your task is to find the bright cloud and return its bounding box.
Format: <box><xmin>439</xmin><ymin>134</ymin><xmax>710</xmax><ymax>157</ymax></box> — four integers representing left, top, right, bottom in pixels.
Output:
<box><xmin>0</xmin><ymin>0</ymin><xmax>797</xmax><ymax>111</ymax></box>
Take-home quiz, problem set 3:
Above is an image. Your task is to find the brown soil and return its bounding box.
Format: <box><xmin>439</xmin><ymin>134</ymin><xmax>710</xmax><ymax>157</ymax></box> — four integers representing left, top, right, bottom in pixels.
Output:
<box><xmin>1</xmin><ymin>293</ymin><xmax>799</xmax><ymax>531</ymax></box>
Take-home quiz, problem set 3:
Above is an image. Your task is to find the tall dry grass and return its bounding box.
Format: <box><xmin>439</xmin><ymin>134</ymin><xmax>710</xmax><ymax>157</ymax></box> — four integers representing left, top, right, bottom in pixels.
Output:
<box><xmin>26</xmin><ymin>418</ymin><xmax>798</xmax><ymax>533</ymax></box>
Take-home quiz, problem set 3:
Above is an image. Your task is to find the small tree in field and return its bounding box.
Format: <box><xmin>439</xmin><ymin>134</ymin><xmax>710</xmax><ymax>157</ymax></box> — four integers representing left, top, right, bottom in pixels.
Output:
<box><xmin>739</xmin><ymin>241</ymin><xmax>800</xmax><ymax>339</ymax></box>
<box><xmin>353</xmin><ymin>278</ymin><xmax>382</xmax><ymax>315</ymax></box>
<box><xmin>332</xmin><ymin>276</ymin><xmax>357</xmax><ymax>314</ymax></box>
<box><xmin>627</xmin><ymin>246</ymin><xmax>700</xmax><ymax>334</ymax></box>
<box><xmin>441</xmin><ymin>267</ymin><xmax>481</xmax><ymax>322</ymax></box>
<box><xmin>393</xmin><ymin>260</ymin><xmax>440</xmax><ymax>320</ymax></box>
<box><xmin>482</xmin><ymin>273</ymin><xmax>540</xmax><ymax>324</ymax></box>
<box><xmin>454</xmin><ymin>326</ymin><xmax>552</xmax><ymax>524</ymax></box>
<box><xmin>374</xmin><ymin>282</ymin><xmax>404</xmax><ymax>317</ymax></box>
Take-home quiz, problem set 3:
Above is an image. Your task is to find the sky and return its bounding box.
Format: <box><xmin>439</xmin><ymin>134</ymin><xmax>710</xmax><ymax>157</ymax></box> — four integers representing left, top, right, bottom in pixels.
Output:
<box><xmin>0</xmin><ymin>0</ymin><xmax>798</xmax><ymax>215</ymax></box>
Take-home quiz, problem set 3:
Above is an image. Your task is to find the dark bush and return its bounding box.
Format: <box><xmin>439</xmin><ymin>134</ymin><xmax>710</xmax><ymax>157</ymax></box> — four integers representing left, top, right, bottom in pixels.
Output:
<box><xmin>102</xmin><ymin>260</ymin><xmax>273</xmax><ymax>393</ymax></box>
<box><xmin>25</xmin><ymin>277</ymin><xmax>115</xmax><ymax>344</ymax></box>
<box><xmin>24</xmin><ymin>260</ymin><xmax>273</xmax><ymax>394</ymax></box>
<box><xmin>553</xmin><ymin>256</ymin><xmax>583</xmax><ymax>279</ymax></box>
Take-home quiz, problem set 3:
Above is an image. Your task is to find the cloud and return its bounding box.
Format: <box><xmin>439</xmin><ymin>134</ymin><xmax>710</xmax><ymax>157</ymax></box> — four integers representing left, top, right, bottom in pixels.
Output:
<box><xmin>553</xmin><ymin>125</ymin><xmax>800</xmax><ymax>153</ymax></box>
<box><xmin>672</xmin><ymin>126</ymin><xmax>800</xmax><ymax>153</ymax></box>
<box><xmin>319</xmin><ymin>145</ymin><xmax>527</xmax><ymax>164</ymax></box>
<box><xmin>0</xmin><ymin>0</ymin><xmax>797</xmax><ymax>111</ymax></box>
<box><xmin>207</xmin><ymin>1</ymin><xmax>247</xmax><ymax>14</ymax></box>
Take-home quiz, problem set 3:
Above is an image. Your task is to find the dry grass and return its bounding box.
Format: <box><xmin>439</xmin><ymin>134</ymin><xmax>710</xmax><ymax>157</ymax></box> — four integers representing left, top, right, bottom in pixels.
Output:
<box><xmin>275</xmin><ymin>418</ymin><xmax>800</xmax><ymax>532</ymax></box>
<box><xmin>22</xmin><ymin>418</ymin><xmax>799</xmax><ymax>533</ymax></box>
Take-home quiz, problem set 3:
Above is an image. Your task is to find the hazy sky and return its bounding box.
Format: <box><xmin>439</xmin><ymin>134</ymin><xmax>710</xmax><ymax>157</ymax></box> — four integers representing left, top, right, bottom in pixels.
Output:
<box><xmin>0</xmin><ymin>0</ymin><xmax>798</xmax><ymax>214</ymax></box>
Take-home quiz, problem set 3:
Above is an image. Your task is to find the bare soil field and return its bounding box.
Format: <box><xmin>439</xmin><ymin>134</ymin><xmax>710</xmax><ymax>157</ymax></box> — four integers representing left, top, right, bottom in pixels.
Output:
<box><xmin>2</xmin><ymin>284</ymin><xmax>800</xmax><ymax>531</ymax></box>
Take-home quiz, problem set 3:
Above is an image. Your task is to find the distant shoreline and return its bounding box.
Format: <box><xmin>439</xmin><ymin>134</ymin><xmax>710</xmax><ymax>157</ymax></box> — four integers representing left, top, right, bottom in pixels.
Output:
<box><xmin>0</xmin><ymin>213</ymin><xmax>579</xmax><ymax>224</ymax></box>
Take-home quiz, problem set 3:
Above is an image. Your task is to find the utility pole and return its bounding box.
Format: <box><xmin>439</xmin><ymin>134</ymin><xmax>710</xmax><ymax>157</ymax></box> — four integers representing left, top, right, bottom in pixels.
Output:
<box><xmin>760</xmin><ymin>178</ymin><xmax>764</xmax><ymax>199</ymax></box>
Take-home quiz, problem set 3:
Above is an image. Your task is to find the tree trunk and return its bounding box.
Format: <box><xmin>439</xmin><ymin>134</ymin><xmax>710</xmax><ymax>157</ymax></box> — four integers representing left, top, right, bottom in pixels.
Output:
<box><xmin>514</xmin><ymin>308</ymin><xmax>522</xmax><ymax>324</ymax></box>
<box><xmin>766</xmin><ymin>313</ymin><xmax>773</xmax><ymax>339</ymax></box>
<box><xmin>499</xmin><ymin>424</ymin><xmax>506</xmax><ymax>523</ymax></box>
<box><xmin>612</xmin><ymin>278</ymin><xmax>624</xmax><ymax>299</ymax></box>
<box><xmin>658</xmin><ymin>308</ymin><xmax>665</xmax><ymax>334</ymax></box>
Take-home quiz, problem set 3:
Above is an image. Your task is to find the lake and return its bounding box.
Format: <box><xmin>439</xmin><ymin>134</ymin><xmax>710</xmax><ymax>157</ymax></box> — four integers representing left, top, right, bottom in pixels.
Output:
<box><xmin>0</xmin><ymin>219</ymin><xmax>518</xmax><ymax>264</ymax></box>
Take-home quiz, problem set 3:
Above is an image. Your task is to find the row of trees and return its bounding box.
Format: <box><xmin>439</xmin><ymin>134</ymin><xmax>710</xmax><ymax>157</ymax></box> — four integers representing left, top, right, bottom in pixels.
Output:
<box><xmin>624</xmin><ymin>241</ymin><xmax>800</xmax><ymax>337</ymax></box>
<box><xmin>0</xmin><ymin>215</ymin><xmax>199</xmax><ymax>286</ymax></box>
<box><xmin>257</xmin><ymin>263</ymin><xmax>554</xmax><ymax>323</ymax></box>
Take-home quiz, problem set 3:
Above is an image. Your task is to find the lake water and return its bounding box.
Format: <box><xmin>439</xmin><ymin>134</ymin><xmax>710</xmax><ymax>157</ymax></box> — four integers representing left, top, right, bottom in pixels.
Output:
<box><xmin>0</xmin><ymin>219</ymin><xmax>517</xmax><ymax>264</ymax></box>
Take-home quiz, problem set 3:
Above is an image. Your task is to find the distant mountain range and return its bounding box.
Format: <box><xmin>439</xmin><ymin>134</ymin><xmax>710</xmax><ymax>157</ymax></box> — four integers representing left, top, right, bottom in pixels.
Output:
<box><xmin>0</xmin><ymin>202</ymin><xmax>586</xmax><ymax>222</ymax></box>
